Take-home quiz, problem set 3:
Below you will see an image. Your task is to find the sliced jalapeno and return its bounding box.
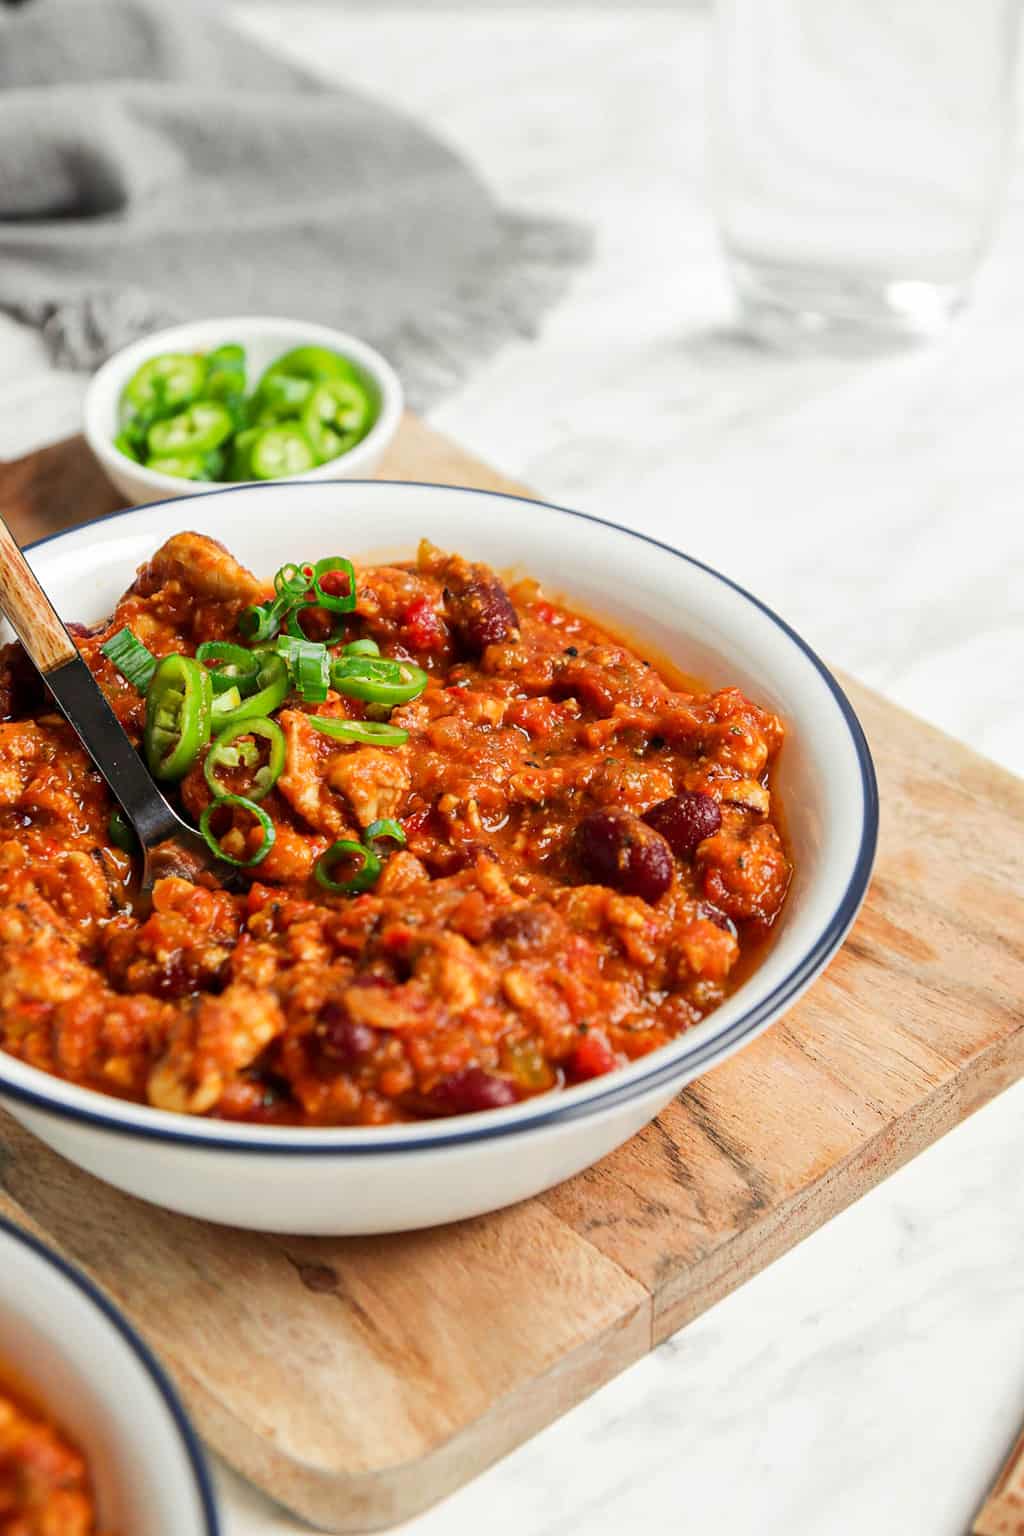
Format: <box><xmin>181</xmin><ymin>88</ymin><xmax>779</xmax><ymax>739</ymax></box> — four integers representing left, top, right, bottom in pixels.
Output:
<box><xmin>258</xmin><ymin>346</ymin><xmax>360</xmax><ymax>387</ymax></box>
<box><xmin>144</xmin><ymin>453</ymin><xmax>208</xmax><ymax>481</ymax></box>
<box><xmin>121</xmin><ymin>353</ymin><xmax>206</xmax><ymax>427</ymax></box>
<box><xmin>210</xmin><ymin>651</ymin><xmax>290</xmax><ymax>733</ymax></box>
<box><xmin>204</xmin><ymin>717</ymin><xmax>285</xmax><ymax>802</ymax></box>
<box><xmin>144</xmin><ymin>654</ymin><xmax>214</xmax><ymax>781</ymax></box>
<box><xmin>147</xmin><ymin>401</ymin><xmax>234</xmax><ymax>459</ymax></box>
<box><xmin>301</xmin><ymin>378</ymin><xmax>375</xmax><ymax>464</ymax></box>
<box><xmin>343</xmin><ymin>637</ymin><xmax>380</xmax><ymax>658</ymax></box>
<box><xmin>307</xmin><ymin>716</ymin><xmax>408</xmax><ymax>747</ymax></box>
<box><xmin>250</xmin><ymin>372</ymin><xmax>313</xmax><ymax>424</ymax></box>
<box><xmin>228</xmin><ymin>426</ymin><xmax>262</xmax><ymax>481</ymax></box>
<box><xmin>249</xmin><ymin>423</ymin><xmax>317</xmax><ymax>480</ymax></box>
<box><xmin>204</xmin><ymin>344</ymin><xmax>246</xmax><ymax>418</ymax></box>
<box><xmin>329</xmin><ymin>655</ymin><xmax>427</xmax><ymax>706</ymax></box>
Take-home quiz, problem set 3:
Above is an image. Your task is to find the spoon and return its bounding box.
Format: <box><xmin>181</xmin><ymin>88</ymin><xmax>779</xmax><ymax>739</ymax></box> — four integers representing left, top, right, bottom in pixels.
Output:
<box><xmin>0</xmin><ymin>515</ymin><xmax>236</xmax><ymax>893</ymax></box>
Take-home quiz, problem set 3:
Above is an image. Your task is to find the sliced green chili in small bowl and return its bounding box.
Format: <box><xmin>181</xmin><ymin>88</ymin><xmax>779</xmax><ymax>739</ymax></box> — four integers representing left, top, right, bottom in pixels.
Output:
<box><xmin>113</xmin><ymin>341</ymin><xmax>381</xmax><ymax>485</ymax></box>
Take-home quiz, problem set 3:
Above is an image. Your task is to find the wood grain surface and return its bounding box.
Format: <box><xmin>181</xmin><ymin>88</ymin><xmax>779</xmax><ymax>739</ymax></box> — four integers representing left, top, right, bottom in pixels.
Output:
<box><xmin>975</xmin><ymin>1424</ymin><xmax>1024</xmax><ymax>1536</ymax></box>
<box><xmin>0</xmin><ymin>425</ymin><xmax>1022</xmax><ymax>1532</ymax></box>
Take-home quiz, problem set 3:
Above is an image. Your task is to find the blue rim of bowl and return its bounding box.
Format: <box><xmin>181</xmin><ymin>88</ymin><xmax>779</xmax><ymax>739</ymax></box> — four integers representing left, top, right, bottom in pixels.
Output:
<box><xmin>0</xmin><ymin>480</ymin><xmax>879</xmax><ymax>1154</ymax></box>
<box><xmin>0</xmin><ymin>1213</ymin><xmax>221</xmax><ymax>1535</ymax></box>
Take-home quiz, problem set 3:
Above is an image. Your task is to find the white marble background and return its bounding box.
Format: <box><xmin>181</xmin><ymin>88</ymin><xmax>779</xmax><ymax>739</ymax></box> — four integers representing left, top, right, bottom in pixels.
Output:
<box><xmin>1</xmin><ymin>6</ymin><xmax>1022</xmax><ymax>1533</ymax></box>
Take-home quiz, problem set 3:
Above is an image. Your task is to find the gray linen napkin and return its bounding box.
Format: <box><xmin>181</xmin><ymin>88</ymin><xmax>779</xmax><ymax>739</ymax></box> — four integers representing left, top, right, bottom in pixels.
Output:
<box><xmin>0</xmin><ymin>0</ymin><xmax>590</xmax><ymax>408</ymax></box>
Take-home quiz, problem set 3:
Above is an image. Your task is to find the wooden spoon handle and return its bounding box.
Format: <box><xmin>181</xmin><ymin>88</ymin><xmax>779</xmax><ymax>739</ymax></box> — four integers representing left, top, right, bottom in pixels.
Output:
<box><xmin>0</xmin><ymin>513</ymin><xmax>77</xmax><ymax>673</ymax></box>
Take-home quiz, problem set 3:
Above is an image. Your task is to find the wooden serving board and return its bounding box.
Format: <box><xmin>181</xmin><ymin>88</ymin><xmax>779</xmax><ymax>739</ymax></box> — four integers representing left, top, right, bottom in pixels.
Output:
<box><xmin>1</xmin><ymin>421</ymin><xmax>1023</xmax><ymax>1532</ymax></box>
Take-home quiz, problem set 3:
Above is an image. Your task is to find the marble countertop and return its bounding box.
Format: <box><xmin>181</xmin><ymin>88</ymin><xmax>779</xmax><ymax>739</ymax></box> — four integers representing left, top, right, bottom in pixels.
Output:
<box><xmin>1</xmin><ymin>6</ymin><xmax>1022</xmax><ymax>1533</ymax></box>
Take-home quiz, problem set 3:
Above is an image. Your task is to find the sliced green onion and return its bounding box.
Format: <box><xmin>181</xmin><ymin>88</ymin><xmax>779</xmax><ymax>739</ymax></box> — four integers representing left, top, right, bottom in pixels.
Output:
<box><xmin>285</xmin><ymin>600</ymin><xmax>347</xmax><ymax>645</ymax></box>
<box><xmin>314</xmin><ymin>839</ymin><xmax>381</xmax><ymax>894</ymax></box>
<box><xmin>199</xmin><ymin>794</ymin><xmax>276</xmax><ymax>868</ymax></box>
<box><xmin>108</xmin><ymin>807</ymin><xmax>136</xmax><ymax>853</ymax></box>
<box><xmin>100</xmin><ymin>627</ymin><xmax>157</xmax><ymax>692</ymax></box>
<box><xmin>195</xmin><ymin>641</ymin><xmax>262</xmax><ymax>697</ymax></box>
<box><xmin>308</xmin><ymin>716</ymin><xmax>408</xmax><ymax>747</ymax></box>
<box><xmin>311</xmin><ymin>557</ymin><xmax>357</xmax><ymax>614</ymax></box>
<box><xmin>343</xmin><ymin>637</ymin><xmax>381</xmax><ymax>658</ymax></box>
<box><xmin>273</xmin><ymin>562</ymin><xmax>313</xmax><ymax>603</ymax></box>
<box><xmin>239</xmin><ymin>601</ymin><xmax>281</xmax><ymax>644</ymax></box>
<box><xmin>211</xmin><ymin>652</ymin><xmax>290</xmax><ymax>734</ymax></box>
<box><xmin>274</xmin><ymin>635</ymin><xmax>330</xmax><ymax>702</ymax></box>
<box><xmin>204</xmin><ymin>717</ymin><xmax>285</xmax><ymax>802</ymax></box>
<box><xmin>329</xmin><ymin>656</ymin><xmax>428</xmax><ymax>707</ymax></box>
<box><xmin>364</xmin><ymin>818</ymin><xmax>407</xmax><ymax>850</ymax></box>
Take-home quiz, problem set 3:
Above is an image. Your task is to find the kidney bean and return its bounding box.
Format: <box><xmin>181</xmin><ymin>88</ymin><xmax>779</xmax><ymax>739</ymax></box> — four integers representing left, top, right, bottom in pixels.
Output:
<box><xmin>446</xmin><ymin>571</ymin><xmax>519</xmax><ymax>654</ymax></box>
<box><xmin>575</xmin><ymin>807</ymin><xmax>673</xmax><ymax>904</ymax></box>
<box><xmin>320</xmin><ymin>1002</ymin><xmax>377</xmax><ymax>1066</ymax></box>
<box><xmin>643</xmin><ymin>791</ymin><xmax>721</xmax><ymax>859</ymax></box>
<box><xmin>428</xmin><ymin>1065</ymin><xmax>520</xmax><ymax>1114</ymax></box>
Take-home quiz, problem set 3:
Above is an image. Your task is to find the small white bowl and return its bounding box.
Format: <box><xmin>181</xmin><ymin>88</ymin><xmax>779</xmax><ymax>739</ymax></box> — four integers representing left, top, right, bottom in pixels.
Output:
<box><xmin>83</xmin><ymin>316</ymin><xmax>403</xmax><ymax>506</ymax></box>
<box><xmin>0</xmin><ymin>481</ymin><xmax>877</xmax><ymax>1234</ymax></box>
<box><xmin>0</xmin><ymin>1216</ymin><xmax>219</xmax><ymax>1534</ymax></box>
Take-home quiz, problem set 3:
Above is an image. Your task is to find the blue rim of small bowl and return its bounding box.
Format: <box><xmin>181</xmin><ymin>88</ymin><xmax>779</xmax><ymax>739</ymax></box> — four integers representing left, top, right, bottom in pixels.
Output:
<box><xmin>0</xmin><ymin>481</ymin><xmax>879</xmax><ymax>1154</ymax></box>
<box><xmin>0</xmin><ymin>1213</ymin><xmax>221</xmax><ymax>1535</ymax></box>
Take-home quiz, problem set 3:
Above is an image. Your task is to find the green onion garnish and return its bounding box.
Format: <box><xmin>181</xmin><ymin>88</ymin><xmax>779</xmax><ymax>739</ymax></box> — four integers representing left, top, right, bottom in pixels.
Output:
<box><xmin>199</xmin><ymin>794</ymin><xmax>276</xmax><ymax>868</ymax></box>
<box><xmin>308</xmin><ymin>716</ymin><xmax>408</xmax><ymax>747</ymax></box>
<box><xmin>274</xmin><ymin>635</ymin><xmax>330</xmax><ymax>702</ymax></box>
<box><xmin>100</xmin><ymin>627</ymin><xmax>157</xmax><ymax>692</ymax></box>
<box><xmin>239</xmin><ymin>602</ymin><xmax>281</xmax><ymax>644</ymax></box>
<box><xmin>343</xmin><ymin>637</ymin><xmax>381</xmax><ymax>658</ymax></box>
<box><xmin>311</xmin><ymin>556</ymin><xmax>357</xmax><ymax>614</ymax></box>
<box><xmin>314</xmin><ymin>839</ymin><xmax>381</xmax><ymax>894</ymax></box>
<box><xmin>195</xmin><ymin>641</ymin><xmax>262</xmax><ymax>696</ymax></box>
<box><xmin>274</xmin><ymin>562</ymin><xmax>314</xmax><ymax>603</ymax></box>
<box><xmin>285</xmin><ymin>600</ymin><xmax>347</xmax><ymax>644</ymax></box>
<box><xmin>364</xmin><ymin>818</ymin><xmax>407</xmax><ymax>850</ymax></box>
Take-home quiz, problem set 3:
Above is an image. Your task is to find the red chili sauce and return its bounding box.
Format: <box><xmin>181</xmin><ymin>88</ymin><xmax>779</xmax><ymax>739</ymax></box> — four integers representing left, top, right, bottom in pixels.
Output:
<box><xmin>0</xmin><ymin>533</ymin><xmax>791</xmax><ymax>1124</ymax></box>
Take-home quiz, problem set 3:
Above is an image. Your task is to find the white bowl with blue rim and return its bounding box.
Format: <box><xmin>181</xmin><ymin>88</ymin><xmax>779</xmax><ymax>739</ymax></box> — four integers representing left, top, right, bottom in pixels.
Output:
<box><xmin>0</xmin><ymin>481</ymin><xmax>877</xmax><ymax>1234</ymax></box>
<box><xmin>82</xmin><ymin>315</ymin><xmax>404</xmax><ymax>506</ymax></box>
<box><xmin>0</xmin><ymin>1215</ymin><xmax>219</xmax><ymax>1533</ymax></box>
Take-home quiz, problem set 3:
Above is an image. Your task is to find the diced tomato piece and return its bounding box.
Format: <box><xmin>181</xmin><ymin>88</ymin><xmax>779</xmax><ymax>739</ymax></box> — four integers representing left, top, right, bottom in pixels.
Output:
<box><xmin>506</xmin><ymin>697</ymin><xmax>565</xmax><ymax>737</ymax></box>
<box><xmin>401</xmin><ymin>596</ymin><xmax>448</xmax><ymax>653</ymax></box>
<box><xmin>246</xmin><ymin>882</ymin><xmax>277</xmax><ymax>916</ymax></box>
<box><xmin>569</xmin><ymin>1030</ymin><xmax>617</xmax><ymax>1081</ymax></box>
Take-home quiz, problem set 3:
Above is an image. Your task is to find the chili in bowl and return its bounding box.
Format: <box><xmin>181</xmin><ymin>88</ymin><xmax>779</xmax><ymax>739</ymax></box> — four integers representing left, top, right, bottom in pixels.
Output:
<box><xmin>0</xmin><ymin>1216</ymin><xmax>219</xmax><ymax>1535</ymax></box>
<box><xmin>0</xmin><ymin>481</ymin><xmax>877</xmax><ymax>1234</ymax></box>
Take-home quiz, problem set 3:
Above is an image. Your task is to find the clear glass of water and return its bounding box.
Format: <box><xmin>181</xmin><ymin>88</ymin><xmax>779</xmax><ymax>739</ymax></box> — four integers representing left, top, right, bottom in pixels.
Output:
<box><xmin>711</xmin><ymin>0</ymin><xmax>1020</xmax><ymax>346</ymax></box>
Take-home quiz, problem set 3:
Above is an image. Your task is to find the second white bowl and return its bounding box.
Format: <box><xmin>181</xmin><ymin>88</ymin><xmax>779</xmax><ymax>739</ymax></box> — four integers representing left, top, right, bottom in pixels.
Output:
<box><xmin>82</xmin><ymin>315</ymin><xmax>404</xmax><ymax>506</ymax></box>
<box><xmin>0</xmin><ymin>1216</ymin><xmax>218</xmax><ymax>1535</ymax></box>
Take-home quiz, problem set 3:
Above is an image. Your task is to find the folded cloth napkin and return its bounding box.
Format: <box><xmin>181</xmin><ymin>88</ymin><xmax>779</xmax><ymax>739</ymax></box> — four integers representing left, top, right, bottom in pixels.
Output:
<box><xmin>0</xmin><ymin>0</ymin><xmax>590</xmax><ymax>407</ymax></box>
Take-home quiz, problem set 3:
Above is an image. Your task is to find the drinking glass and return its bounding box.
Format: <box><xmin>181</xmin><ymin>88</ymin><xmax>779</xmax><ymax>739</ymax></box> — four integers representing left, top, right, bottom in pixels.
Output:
<box><xmin>711</xmin><ymin>0</ymin><xmax>1020</xmax><ymax>346</ymax></box>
